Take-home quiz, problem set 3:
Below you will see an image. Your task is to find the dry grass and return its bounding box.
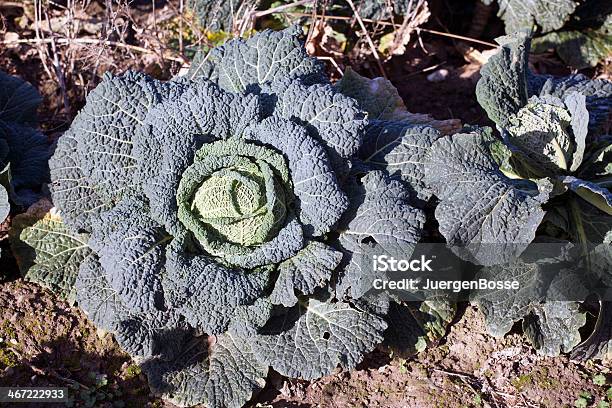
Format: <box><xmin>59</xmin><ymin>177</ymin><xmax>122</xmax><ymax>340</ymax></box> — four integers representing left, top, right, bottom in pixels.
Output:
<box><xmin>0</xmin><ymin>0</ymin><xmax>209</xmax><ymax>126</ymax></box>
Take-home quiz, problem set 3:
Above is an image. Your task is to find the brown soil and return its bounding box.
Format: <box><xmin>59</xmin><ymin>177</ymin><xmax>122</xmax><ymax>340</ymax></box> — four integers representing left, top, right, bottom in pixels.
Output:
<box><xmin>0</xmin><ymin>280</ymin><xmax>155</xmax><ymax>408</ymax></box>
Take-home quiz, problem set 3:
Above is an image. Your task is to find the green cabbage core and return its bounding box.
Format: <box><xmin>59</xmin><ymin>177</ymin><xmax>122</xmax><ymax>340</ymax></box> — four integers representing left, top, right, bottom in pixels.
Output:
<box><xmin>191</xmin><ymin>161</ymin><xmax>286</xmax><ymax>246</ymax></box>
<box><xmin>177</xmin><ymin>138</ymin><xmax>293</xmax><ymax>260</ymax></box>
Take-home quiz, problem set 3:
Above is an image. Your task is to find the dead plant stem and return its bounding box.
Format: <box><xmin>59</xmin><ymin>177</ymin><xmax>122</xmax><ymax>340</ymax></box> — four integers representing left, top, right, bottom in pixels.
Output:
<box><xmin>344</xmin><ymin>0</ymin><xmax>387</xmax><ymax>78</ymax></box>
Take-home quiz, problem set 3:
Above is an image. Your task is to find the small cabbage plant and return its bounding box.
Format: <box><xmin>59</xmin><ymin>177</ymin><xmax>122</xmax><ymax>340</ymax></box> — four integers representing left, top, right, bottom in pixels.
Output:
<box><xmin>0</xmin><ymin>70</ymin><xmax>49</xmax><ymax>265</ymax></box>
<box><xmin>48</xmin><ymin>27</ymin><xmax>451</xmax><ymax>407</ymax></box>
<box><xmin>423</xmin><ymin>33</ymin><xmax>611</xmax><ymax>358</ymax></box>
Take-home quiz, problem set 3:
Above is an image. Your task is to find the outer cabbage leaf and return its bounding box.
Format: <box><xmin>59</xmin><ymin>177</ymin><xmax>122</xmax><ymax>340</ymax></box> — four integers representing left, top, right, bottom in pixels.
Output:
<box><xmin>89</xmin><ymin>196</ymin><xmax>168</xmax><ymax>313</ymax></box>
<box><xmin>142</xmin><ymin>334</ymin><xmax>268</xmax><ymax>408</ymax></box>
<box><xmin>76</xmin><ymin>254</ymin><xmax>187</xmax><ymax>360</ymax></box>
<box><xmin>51</xmin><ymin>71</ymin><xmax>187</xmax><ymax>233</ymax></box>
<box><xmin>0</xmin><ymin>122</ymin><xmax>49</xmax><ymax>194</ymax></box>
<box><xmin>73</xmin><ymin>72</ymin><xmax>182</xmax><ymax>201</ymax></box>
<box><xmin>9</xmin><ymin>200</ymin><xmax>90</xmax><ymax>303</ymax></box>
<box><xmin>424</xmin><ymin>131</ymin><xmax>549</xmax><ymax>265</ymax></box>
<box><xmin>0</xmin><ymin>70</ymin><xmax>42</xmax><ymax>124</ymax></box>
<box><xmin>335</xmin><ymin>68</ymin><xmax>461</xmax><ymax>135</ymax></box>
<box><xmin>523</xmin><ymin>301</ymin><xmax>586</xmax><ymax>355</ymax></box>
<box><xmin>571</xmin><ymin>301</ymin><xmax>612</xmax><ymax>360</ymax></box>
<box><xmin>471</xmin><ymin>260</ymin><xmax>587</xmax><ymax>355</ymax></box>
<box><xmin>572</xmin><ymin>243</ymin><xmax>612</xmax><ymax>360</ymax></box>
<box><xmin>187</xmin><ymin>0</ymin><xmax>258</xmax><ymax>31</ymax></box>
<box><xmin>163</xmin><ymin>238</ymin><xmax>272</xmax><ymax>334</ymax></box>
<box><xmin>476</xmin><ymin>32</ymin><xmax>531</xmax><ymax>128</ymax></box>
<box><xmin>262</xmin><ymin>79</ymin><xmax>367</xmax><ymax>169</ymax></box>
<box><xmin>188</xmin><ymin>26</ymin><xmax>325</xmax><ymax>92</ymax></box>
<box><xmin>49</xmin><ymin>130</ymin><xmax>111</xmax><ymax>232</ymax></box>
<box><xmin>251</xmin><ymin>298</ymin><xmax>387</xmax><ymax>380</ymax></box>
<box><xmin>484</xmin><ymin>0</ymin><xmax>577</xmax><ymax>34</ymax></box>
<box><xmin>337</xmin><ymin>171</ymin><xmax>425</xmax><ymax>299</ymax></box>
<box><xmin>0</xmin><ymin>71</ymin><xmax>48</xmax><ymax>207</ymax></box>
<box><xmin>532</xmin><ymin>20</ymin><xmax>612</xmax><ymax>69</ymax></box>
<box><xmin>546</xmin><ymin>200</ymin><xmax>612</xmax><ymax>244</ymax></box>
<box><xmin>357</xmin><ymin>122</ymin><xmax>443</xmax><ymax>201</ymax></box>
<box><xmin>270</xmin><ymin>241</ymin><xmax>343</xmax><ymax>307</ymax></box>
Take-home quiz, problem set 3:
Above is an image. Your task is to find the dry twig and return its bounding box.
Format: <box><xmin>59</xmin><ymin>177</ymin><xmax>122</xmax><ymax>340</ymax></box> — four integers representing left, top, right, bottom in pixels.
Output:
<box><xmin>344</xmin><ymin>0</ymin><xmax>387</xmax><ymax>78</ymax></box>
<box><xmin>277</xmin><ymin>12</ymin><xmax>498</xmax><ymax>48</ymax></box>
<box><xmin>0</xmin><ymin>37</ymin><xmax>186</xmax><ymax>63</ymax></box>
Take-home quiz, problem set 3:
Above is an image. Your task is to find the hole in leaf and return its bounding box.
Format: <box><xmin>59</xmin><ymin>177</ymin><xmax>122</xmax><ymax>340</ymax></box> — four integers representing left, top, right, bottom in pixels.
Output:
<box><xmin>323</xmin><ymin>332</ymin><xmax>331</xmax><ymax>340</ymax></box>
<box><xmin>360</xmin><ymin>236</ymin><xmax>375</xmax><ymax>244</ymax></box>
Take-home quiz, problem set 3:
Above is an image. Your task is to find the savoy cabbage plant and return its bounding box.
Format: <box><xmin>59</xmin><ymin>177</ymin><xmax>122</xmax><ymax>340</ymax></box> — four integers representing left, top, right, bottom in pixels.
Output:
<box><xmin>423</xmin><ymin>32</ymin><xmax>611</xmax><ymax>357</ymax></box>
<box><xmin>48</xmin><ymin>26</ymin><xmax>452</xmax><ymax>407</ymax></box>
<box><xmin>425</xmin><ymin>32</ymin><xmax>611</xmax><ymax>266</ymax></box>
